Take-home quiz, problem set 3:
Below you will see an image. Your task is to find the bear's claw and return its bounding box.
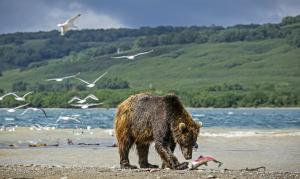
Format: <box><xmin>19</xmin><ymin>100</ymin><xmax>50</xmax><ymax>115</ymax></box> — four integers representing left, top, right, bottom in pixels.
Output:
<box><xmin>175</xmin><ymin>162</ymin><xmax>189</xmax><ymax>170</ymax></box>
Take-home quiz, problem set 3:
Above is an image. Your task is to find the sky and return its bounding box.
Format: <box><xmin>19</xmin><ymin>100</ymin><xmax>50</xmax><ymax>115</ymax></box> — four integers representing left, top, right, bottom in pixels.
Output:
<box><xmin>0</xmin><ymin>0</ymin><xmax>299</xmax><ymax>34</ymax></box>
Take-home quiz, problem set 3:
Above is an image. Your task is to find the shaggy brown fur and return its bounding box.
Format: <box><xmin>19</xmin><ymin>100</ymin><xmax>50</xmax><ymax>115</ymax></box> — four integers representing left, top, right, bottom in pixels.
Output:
<box><xmin>114</xmin><ymin>93</ymin><xmax>201</xmax><ymax>170</ymax></box>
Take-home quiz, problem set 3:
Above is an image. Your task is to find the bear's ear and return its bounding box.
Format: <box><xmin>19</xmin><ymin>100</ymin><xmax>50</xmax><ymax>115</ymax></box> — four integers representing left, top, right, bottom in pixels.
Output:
<box><xmin>179</xmin><ymin>122</ymin><xmax>186</xmax><ymax>132</ymax></box>
<box><xmin>198</xmin><ymin>121</ymin><xmax>203</xmax><ymax>128</ymax></box>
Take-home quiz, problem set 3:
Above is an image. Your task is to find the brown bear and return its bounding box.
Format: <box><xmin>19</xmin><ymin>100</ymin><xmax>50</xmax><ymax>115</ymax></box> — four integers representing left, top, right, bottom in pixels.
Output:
<box><xmin>114</xmin><ymin>93</ymin><xmax>202</xmax><ymax>170</ymax></box>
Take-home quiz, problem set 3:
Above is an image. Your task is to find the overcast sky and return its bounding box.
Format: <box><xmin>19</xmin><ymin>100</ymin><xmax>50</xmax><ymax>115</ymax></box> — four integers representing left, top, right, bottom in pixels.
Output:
<box><xmin>0</xmin><ymin>0</ymin><xmax>299</xmax><ymax>34</ymax></box>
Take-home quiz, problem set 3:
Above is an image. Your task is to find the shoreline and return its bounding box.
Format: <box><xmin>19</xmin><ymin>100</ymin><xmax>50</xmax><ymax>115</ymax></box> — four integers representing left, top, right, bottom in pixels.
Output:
<box><xmin>1</xmin><ymin>165</ymin><xmax>299</xmax><ymax>179</ymax></box>
<box><xmin>0</xmin><ymin>127</ymin><xmax>299</xmax><ymax>173</ymax></box>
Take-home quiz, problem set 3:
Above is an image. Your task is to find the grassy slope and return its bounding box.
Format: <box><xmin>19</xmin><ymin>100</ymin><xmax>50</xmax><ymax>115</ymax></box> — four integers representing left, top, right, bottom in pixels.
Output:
<box><xmin>0</xmin><ymin>39</ymin><xmax>299</xmax><ymax>93</ymax></box>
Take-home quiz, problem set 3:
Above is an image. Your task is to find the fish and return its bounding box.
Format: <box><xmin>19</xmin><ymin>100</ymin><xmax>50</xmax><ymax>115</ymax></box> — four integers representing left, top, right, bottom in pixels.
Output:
<box><xmin>188</xmin><ymin>155</ymin><xmax>222</xmax><ymax>170</ymax></box>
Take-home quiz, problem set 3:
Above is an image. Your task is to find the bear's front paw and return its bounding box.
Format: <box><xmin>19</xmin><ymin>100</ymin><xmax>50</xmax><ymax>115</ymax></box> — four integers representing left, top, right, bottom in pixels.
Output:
<box><xmin>140</xmin><ymin>163</ymin><xmax>159</xmax><ymax>168</ymax></box>
<box><xmin>121</xmin><ymin>163</ymin><xmax>138</xmax><ymax>169</ymax></box>
<box><xmin>175</xmin><ymin>162</ymin><xmax>189</xmax><ymax>170</ymax></box>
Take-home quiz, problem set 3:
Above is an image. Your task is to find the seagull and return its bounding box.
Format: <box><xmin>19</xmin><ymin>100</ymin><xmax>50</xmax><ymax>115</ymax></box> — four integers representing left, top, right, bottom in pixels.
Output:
<box><xmin>112</xmin><ymin>49</ymin><xmax>153</xmax><ymax>60</ymax></box>
<box><xmin>0</xmin><ymin>92</ymin><xmax>16</xmax><ymax>101</ymax></box>
<box><xmin>9</xmin><ymin>92</ymin><xmax>33</xmax><ymax>101</ymax></box>
<box><xmin>74</xmin><ymin>72</ymin><xmax>108</xmax><ymax>88</ymax></box>
<box><xmin>68</xmin><ymin>94</ymin><xmax>99</xmax><ymax>104</ymax></box>
<box><xmin>71</xmin><ymin>103</ymin><xmax>103</xmax><ymax>109</ymax></box>
<box><xmin>1</xmin><ymin>123</ymin><xmax>18</xmax><ymax>132</ymax></box>
<box><xmin>46</xmin><ymin>72</ymin><xmax>80</xmax><ymax>82</ymax></box>
<box><xmin>6</xmin><ymin>103</ymin><xmax>29</xmax><ymax>113</ymax></box>
<box><xmin>30</xmin><ymin>123</ymin><xmax>56</xmax><ymax>131</ymax></box>
<box><xmin>57</xmin><ymin>14</ymin><xmax>81</xmax><ymax>36</ymax></box>
<box><xmin>20</xmin><ymin>107</ymin><xmax>48</xmax><ymax>117</ymax></box>
<box><xmin>56</xmin><ymin>115</ymin><xmax>81</xmax><ymax>123</ymax></box>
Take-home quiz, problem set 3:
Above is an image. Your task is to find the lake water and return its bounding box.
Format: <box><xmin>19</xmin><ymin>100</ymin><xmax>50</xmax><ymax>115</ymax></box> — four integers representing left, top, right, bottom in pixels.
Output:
<box><xmin>1</xmin><ymin>108</ymin><xmax>300</xmax><ymax>137</ymax></box>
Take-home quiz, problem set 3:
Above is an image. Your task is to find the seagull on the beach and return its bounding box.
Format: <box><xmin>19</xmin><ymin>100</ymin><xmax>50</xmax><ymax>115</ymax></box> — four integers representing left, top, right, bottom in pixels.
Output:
<box><xmin>56</xmin><ymin>115</ymin><xmax>81</xmax><ymax>123</ymax></box>
<box><xmin>6</xmin><ymin>103</ymin><xmax>29</xmax><ymax>113</ymax></box>
<box><xmin>68</xmin><ymin>94</ymin><xmax>99</xmax><ymax>104</ymax></box>
<box><xmin>71</xmin><ymin>103</ymin><xmax>103</xmax><ymax>109</ymax></box>
<box><xmin>105</xmin><ymin>129</ymin><xmax>114</xmax><ymax>136</ymax></box>
<box><xmin>74</xmin><ymin>72</ymin><xmax>108</xmax><ymax>88</ymax></box>
<box><xmin>20</xmin><ymin>107</ymin><xmax>48</xmax><ymax>117</ymax></box>
<box><xmin>1</xmin><ymin>123</ymin><xmax>18</xmax><ymax>132</ymax></box>
<box><xmin>112</xmin><ymin>49</ymin><xmax>153</xmax><ymax>60</ymax></box>
<box><xmin>30</xmin><ymin>123</ymin><xmax>56</xmax><ymax>131</ymax></box>
<box><xmin>46</xmin><ymin>72</ymin><xmax>80</xmax><ymax>82</ymax></box>
<box><xmin>57</xmin><ymin>14</ymin><xmax>81</xmax><ymax>36</ymax></box>
<box><xmin>7</xmin><ymin>92</ymin><xmax>33</xmax><ymax>101</ymax></box>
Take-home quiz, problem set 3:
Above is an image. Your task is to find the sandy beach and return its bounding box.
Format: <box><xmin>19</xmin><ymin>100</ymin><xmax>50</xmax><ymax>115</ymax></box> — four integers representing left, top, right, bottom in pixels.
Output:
<box><xmin>0</xmin><ymin>127</ymin><xmax>300</xmax><ymax>178</ymax></box>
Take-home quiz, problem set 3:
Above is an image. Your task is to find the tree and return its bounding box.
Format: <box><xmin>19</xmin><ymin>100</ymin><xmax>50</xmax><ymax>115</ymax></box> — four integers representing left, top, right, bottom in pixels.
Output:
<box><xmin>12</xmin><ymin>81</ymin><xmax>28</xmax><ymax>91</ymax></box>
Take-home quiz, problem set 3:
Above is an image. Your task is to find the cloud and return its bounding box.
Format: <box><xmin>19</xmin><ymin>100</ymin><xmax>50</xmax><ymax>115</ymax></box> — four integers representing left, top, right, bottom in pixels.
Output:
<box><xmin>0</xmin><ymin>0</ymin><xmax>299</xmax><ymax>34</ymax></box>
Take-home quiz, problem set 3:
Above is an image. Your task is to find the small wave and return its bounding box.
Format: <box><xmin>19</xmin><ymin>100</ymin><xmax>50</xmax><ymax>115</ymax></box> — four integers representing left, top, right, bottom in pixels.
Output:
<box><xmin>200</xmin><ymin>131</ymin><xmax>300</xmax><ymax>138</ymax></box>
<box><xmin>4</xmin><ymin>117</ymin><xmax>15</xmax><ymax>121</ymax></box>
<box><xmin>193</xmin><ymin>114</ymin><xmax>206</xmax><ymax>117</ymax></box>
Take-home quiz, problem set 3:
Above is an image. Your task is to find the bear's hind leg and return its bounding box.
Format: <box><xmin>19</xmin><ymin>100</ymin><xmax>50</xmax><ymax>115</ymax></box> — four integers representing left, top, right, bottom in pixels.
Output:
<box><xmin>136</xmin><ymin>143</ymin><xmax>159</xmax><ymax>168</ymax></box>
<box><xmin>118</xmin><ymin>137</ymin><xmax>137</xmax><ymax>169</ymax></box>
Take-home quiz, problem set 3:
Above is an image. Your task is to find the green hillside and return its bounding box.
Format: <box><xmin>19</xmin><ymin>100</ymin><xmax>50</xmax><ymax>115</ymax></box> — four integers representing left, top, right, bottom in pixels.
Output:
<box><xmin>0</xmin><ymin>15</ymin><xmax>300</xmax><ymax>108</ymax></box>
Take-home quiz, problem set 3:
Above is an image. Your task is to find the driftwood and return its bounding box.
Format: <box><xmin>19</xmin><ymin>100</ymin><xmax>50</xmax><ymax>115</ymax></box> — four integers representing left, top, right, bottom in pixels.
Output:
<box><xmin>224</xmin><ymin>166</ymin><xmax>266</xmax><ymax>172</ymax></box>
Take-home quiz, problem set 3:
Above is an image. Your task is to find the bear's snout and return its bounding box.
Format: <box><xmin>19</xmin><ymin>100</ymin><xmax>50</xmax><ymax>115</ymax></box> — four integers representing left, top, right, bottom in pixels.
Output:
<box><xmin>185</xmin><ymin>154</ymin><xmax>192</xmax><ymax>160</ymax></box>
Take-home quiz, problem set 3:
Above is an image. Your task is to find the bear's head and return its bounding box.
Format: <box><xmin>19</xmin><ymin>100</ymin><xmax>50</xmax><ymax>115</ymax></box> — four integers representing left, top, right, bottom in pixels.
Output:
<box><xmin>173</xmin><ymin>111</ymin><xmax>202</xmax><ymax>160</ymax></box>
<box><xmin>165</xmin><ymin>93</ymin><xmax>202</xmax><ymax>160</ymax></box>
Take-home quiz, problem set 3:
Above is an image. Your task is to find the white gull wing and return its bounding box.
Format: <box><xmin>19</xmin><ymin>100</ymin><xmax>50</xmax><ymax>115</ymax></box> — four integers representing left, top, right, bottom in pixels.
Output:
<box><xmin>71</xmin><ymin>103</ymin><xmax>103</xmax><ymax>107</ymax></box>
<box><xmin>133</xmin><ymin>49</ymin><xmax>154</xmax><ymax>57</ymax></box>
<box><xmin>56</xmin><ymin>116</ymin><xmax>80</xmax><ymax>123</ymax></box>
<box><xmin>21</xmin><ymin>108</ymin><xmax>47</xmax><ymax>117</ymax></box>
<box><xmin>66</xmin><ymin>14</ymin><xmax>81</xmax><ymax>25</ymax></box>
<box><xmin>74</xmin><ymin>77</ymin><xmax>91</xmax><ymax>85</ymax></box>
<box><xmin>93</xmin><ymin>72</ymin><xmax>108</xmax><ymax>83</ymax></box>
<box><xmin>22</xmin><ymin>91</ymin><xmax>33</xmax><ymax>98</ymax></box>
<box><xmin>13</xmin><ymin>103</ymin><xmax>29</xmax><ymax>110</ymax></box>
<box><xmin>46</xmin><ymin>72</ymin><xmax>80</xmax><ymax>81</ymax></box>
<box><xmin>20</xmin><ymin>108</ymin><xmax>31</xmax><ymax>115</ymax></box>
<box><xmin>8</xmin><ymin>92</ymin><xmax>20</xmax><ymax>98</ymax></box>
<box><xmin>68</xmin><ymin>96</ymin><xmax>82</xmax><ymax>104</ymax></box>
<box><xmin>84</xmin><ymin>94</ymin><xmax>99</xmax><ymax>101</ymax></box>
<box><xmin>61</xmin><ymin>72</ymin><xmax>80</xmax><ymax>79</ymax></box>
<box><xmin>0</xmin><ymin>92</ymin><xmax>16</xmax><ymax>100</ymax></box>
<box><xmin>111</xmin><ymin>55</ymin><xmax>130</xmax><ymax>59</ymax></box>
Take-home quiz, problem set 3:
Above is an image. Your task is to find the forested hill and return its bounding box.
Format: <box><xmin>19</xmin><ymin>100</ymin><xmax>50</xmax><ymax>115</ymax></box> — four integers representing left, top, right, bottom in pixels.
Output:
<box><xmin>0</xmin><ymin>15</ymin><xmax>299</xmax><ymax>108</ymax></box>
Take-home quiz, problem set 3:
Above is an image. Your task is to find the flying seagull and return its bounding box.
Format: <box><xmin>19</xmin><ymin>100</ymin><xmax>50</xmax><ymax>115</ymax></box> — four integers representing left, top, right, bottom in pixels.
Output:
<box><xmin>112</xmin><ymin>49</ymin><xmax>153</xmax><ymax>60</ymax></box>
<box><xmin>46</xmin><ymin>72</ymin><xmax>80</xmax><ymax>82</ymax></box>
<box><xmin>6</xmin><ymin>103</ymin><xmax>29</xmax><ymax>113</ymax></box>
<box><xmin>56</xmin><ymin>115</ymin><xmax>81</xmax><ymax>123</ymax></box>
<box><xmin>0</xmin><ymin>92</ymin><xmax>16</xmax><ymax>101</ymax></box>
<box><xmin>68</xmin><ymin>94</ymin><xmax>99</xmax><ymax>104</ymax></box>
<box><xmin>20</xmin><ymin>107</ymin><xmax>48</xmax><ymax>117</ymax></box>
<box><xmin>71</xmin><ymin>103</ymin><xmax>103</xmax><ymax>109</ymax></box>
<box><xmin>74</xmin><ymin>72</ymin><xmax>108</xmax><ymax>88</ymax></box>
<box><xmin>9</xmin><ymin>92</ymin><xmax>33</xmax><ymax>101</ymax></box>
<box><xmin>57</xmin><ymin>14</ymin><xmax>81</xmax><ymax>36</ymax></box>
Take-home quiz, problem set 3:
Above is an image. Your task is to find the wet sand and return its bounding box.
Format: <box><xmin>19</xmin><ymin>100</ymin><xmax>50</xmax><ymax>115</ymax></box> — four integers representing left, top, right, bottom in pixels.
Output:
<box><xmin>0</xmin><ymin>127</ymin><xmax>300</xmax><ymax>178</ymax></box>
